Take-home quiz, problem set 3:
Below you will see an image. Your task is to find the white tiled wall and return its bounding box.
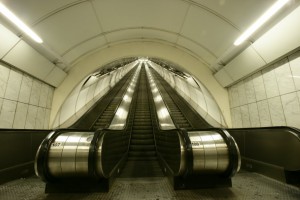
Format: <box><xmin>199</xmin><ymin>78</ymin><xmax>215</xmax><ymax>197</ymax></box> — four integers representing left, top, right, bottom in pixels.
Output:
<box><xmin>229</xmin><ymin>51</ymin><xmax>300</xmax><ymax>129</ymax></box>
<box><xmin>0</xmin><ymin>63</ymin><xmax>54</xmax><ymax>129</ymax></box>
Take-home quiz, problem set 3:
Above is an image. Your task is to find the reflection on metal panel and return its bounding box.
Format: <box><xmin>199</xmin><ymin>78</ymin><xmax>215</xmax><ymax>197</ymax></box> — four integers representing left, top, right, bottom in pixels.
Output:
<box><xmin>145</xmin><ymin>64</ymin><xmax>175</xmax><ymax>130</ymax></box>
<box><xmin>47</xmin><ymin>132</ymin><xmax>94</xmax><ymax>177</ymax></box>
<box><xmin>108</xmin><ymin>64</ymin><xmax>141</xmax><ymax>130</ymax></box>
<box><xmin>188</xmin><ymin>131</ymin><xmax>229</xmax><ymax>173</ymax></box>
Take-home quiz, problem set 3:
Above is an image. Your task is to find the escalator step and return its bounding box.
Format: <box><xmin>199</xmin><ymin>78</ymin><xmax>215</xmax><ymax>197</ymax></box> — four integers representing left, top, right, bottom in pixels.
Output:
<box><xmin>128</xmin><ymin>151</ymin><xmax>156</xmax><ymax>157</ymax></box>
<box><xmin>130</xmin><ymin>145</ymin><xmax>155</xmax><ymax>151</ymax></box>
<box><xmin>130</xmin><ymin>139</ymin><xmax>154</xmax><ymax>145</ymax></box>
<box><xmin>132</xmin><ymin>130</ymin><xmax>153</xmax><ymax>134</ymax></box>
<box><xmin>131</xmin><ymin>135</ymin><xmax>154</xmax><ymax>140</ymax></box>
<box><xmin>132</xmin><ymin>125</ymin><xmax>152</xmax><ymax>130</ymax></box>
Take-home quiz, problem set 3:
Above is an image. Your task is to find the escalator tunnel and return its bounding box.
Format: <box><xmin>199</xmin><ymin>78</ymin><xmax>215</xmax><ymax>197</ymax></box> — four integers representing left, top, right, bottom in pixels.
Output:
<box><xmin>34</xmin><ymin>62</ymin><xmax>241</xmax><ymax>192</ymax></box>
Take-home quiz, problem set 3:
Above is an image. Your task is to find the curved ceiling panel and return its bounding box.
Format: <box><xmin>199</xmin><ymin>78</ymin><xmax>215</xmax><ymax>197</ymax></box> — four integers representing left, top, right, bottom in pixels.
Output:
<box><xmin>180</xmin><ymin>5</ymin><xmax>239</xmax><ymax>57</ymax></box>
<box><xmin>190</xmin><ymin>0</ymin><xmax>278</xmax><ymax>31</ymax></box>
<box><xmin>62</xmin><ymin>35</ymin><xmax>107</xmax><ymax>66</ymax></box>
<box><xmin>34</xmin><ymin>2</ymin><xmax>101</xmax><ymax>54</ymax></box>
<box><xmin>0</xmin><ymin>0</ymin><xmax>81</xmax><ymax>25</ymax></box>
<box><xmin>0</xmin><ymin>0</ymin><xmax>299</xmax><ymax>87</ymax></box>
<box><xmin>92</xmin><ymin>0</ymin><xmax>189</xmax><ymax>33</ymax></box>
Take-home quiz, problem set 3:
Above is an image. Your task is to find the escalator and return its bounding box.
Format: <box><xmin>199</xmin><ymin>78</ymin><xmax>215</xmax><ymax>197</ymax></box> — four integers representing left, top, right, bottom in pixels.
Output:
<box><xmin>150</xmin><ymin>67</ymin><xmax>212</xmax><ymax>129</ymax></box>
<box><xmin>34</xmin><ymin>63</ymin><xmax>240</xmax><ymax>192</ymax></box>
<box><xmin>71</xmin><ymin>68</ymin><xmax>137</xmax><ymax>130</ymax></box>
<box><xmin>119</xmin><ymin>65</ymin><xmax>163</xmax><ymax>177</ymax></box>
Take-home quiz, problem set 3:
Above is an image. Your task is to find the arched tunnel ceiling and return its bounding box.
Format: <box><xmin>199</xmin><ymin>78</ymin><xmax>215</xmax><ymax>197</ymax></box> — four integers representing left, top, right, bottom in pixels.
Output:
<box><xmin>1</xmin><ymin>0</ymin><xmax>299</xmax><ymax>76</ymax></box>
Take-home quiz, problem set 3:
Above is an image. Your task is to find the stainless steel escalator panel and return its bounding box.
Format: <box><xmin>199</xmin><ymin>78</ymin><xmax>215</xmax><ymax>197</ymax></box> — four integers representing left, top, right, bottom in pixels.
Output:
<box><xmin>95</xmin><ymin>135</ymin><xmax>105</xmax><ymax>177</ymax></box>
<box><xmin>145</xmin><ymin>64</ymin><xmax>176</xmax><ymax>130</ymax></box>
<box><xmin>178</xmin><ymin>131</ymin><xmax>187</xmax><ymax>175</ymax></box>
<box><xmin>188</xmin><ymin>131</ymin><xmax>229</xmax><ymax>173</ymax></box>
<box><xmin>108</xmin><ymin>64</ymin><xmax>141</xmax><ymax>130</ymax></box>
<box><xmin>75</xmin><ymin>134</ymin><xmax>94</xmax><ymax>175</ymax></box>
<box><xmin>47</xmin><ymin>132</ymin><xmax>94</xmax><ymax>177</ymax></box>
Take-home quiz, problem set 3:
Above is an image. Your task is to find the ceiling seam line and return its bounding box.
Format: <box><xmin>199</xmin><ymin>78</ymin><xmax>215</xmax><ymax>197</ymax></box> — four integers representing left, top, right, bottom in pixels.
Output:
<box><xmin>31</xmin><ymin>0</ymin><xmax>88</xmax><ymax>26</ymax></box>
<box><xmin>61</xmin><ymin>27</ymin><xmax>217</xmax><ymax>59</ymax></box>
<box><xmin>89</xmin><ymin>0</ymin><xmax>109</xmax><ymax>45</ymax></box>
<box><xmin>176</xmin><ymin>4</ymin><xmax>191</xmax><ymax>44</ymax></box>
<box><xmin>68</xmin><ymin>39</ymin><xmax>210</xmax><ymax>69</ymax></box>
<box><xmin>180</xmin><ymin>0</ymin><xmax>241</xmax><ymax>31</ymax></box>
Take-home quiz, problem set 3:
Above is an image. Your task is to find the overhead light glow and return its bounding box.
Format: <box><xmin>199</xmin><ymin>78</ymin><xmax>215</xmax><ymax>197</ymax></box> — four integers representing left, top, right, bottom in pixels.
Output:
<box><xmin>0</xmin><ymin>3</ymin><xmax>43</xmax><ymax>43</ymax></box>
<box><xmin>234</xmin><ymin>0</ymin><xmax>289</xmax><ymax>46</ymax></box>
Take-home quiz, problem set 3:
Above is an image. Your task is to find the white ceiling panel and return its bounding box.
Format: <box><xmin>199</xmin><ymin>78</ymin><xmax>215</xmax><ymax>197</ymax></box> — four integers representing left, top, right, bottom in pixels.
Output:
<box><xmin>1</xmin><ymin>0</ymin><xmax>80</xmax><ymax>25</ymax></box>
<box><xmin>44</xmin><ymin>66</ymin><xmax>67</xmax><ymax>87</ymax></box>
<box><xmin>141</xmin><ymin>29</ymin><xmax>178</xmax><ymax>44</ymax></box>
<box><xmin>214</xmin><ymin>68</ymin><xmax>234</xmax><ymax>87</ymax></box>
<box><xmin>3</xmin><ymin>41</ymin><xmax>55</xmax><ymax>80</ymax></box>
<box><xmin>63</xmin><ymin>36</ymin><xmax>108</xmax><ymax>65</ymax></box>
<box><xmin>34</xmin><ymin>2</ymin><xmax>101</xmax><ymax>54</ymax></box>
<box><xmin>190</xmin><ymin>0</ymin><xmax>277</xmax><ymax>31</ymax></box>
<box><xmin>224</xmin><ymin>46</ymin><xmax>266</xmax><ymax>82</ymax></box>
<box><xmin>93</xmin><ymin>0</ymin><xmax>189</xmax><ymax>33</ymax></box>
<box><xmin>253</xmin><ymin>5</ymin><xmax>300</xmax><ymax>63</ymax></box>
<box><xmin>106</xmin><ymin>29</ymin><xmax>143</xmax><ymax>44</ymax></box>
<box><xmin>181</xmin><ymin>5</ymin><xmax>239</xmax><ymax>57</ymax></box>
<box><xmin>0</xmin><ymin>24</ymin><xmax>20</xmax><ymax>59</ymax></box>
<box><xmin>177</xmin><ymin>36</ymin><xmax>216</xmax><ymax>67</ymax></box>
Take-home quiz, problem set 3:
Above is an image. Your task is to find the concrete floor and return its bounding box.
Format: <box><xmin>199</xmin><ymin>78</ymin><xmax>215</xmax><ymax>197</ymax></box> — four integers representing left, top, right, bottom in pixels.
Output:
<box><xmin>0</xmin><ymin>171</ymin><xmax>299</xmax><ymax>200</ymax></box>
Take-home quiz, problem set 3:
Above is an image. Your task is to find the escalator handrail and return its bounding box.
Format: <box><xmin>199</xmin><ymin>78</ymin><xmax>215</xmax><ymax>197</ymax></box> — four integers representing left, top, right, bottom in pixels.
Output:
<box><xmin>227</xmin><ymin>126</ymin><xmax>300</xmax><ymax>139</ymax></box>
<box><xmin>91</xmin><ymin>69</ymin><xmax>137</xmax><ymax>130</ymax></box>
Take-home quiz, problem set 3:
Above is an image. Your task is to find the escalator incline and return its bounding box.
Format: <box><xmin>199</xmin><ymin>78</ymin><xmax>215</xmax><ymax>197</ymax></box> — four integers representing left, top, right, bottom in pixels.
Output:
<box><xmin>119</xmin><ymin>66</ymin><xmax>163</xmax><ymax>178</ymax></box>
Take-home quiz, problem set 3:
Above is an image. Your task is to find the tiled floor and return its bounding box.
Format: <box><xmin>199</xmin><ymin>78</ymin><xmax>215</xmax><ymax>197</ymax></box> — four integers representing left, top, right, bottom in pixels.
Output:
<box><xmin>0</xmin><ymin>171</ymin><xmax>299</xmax><ymax>200</ymax></box>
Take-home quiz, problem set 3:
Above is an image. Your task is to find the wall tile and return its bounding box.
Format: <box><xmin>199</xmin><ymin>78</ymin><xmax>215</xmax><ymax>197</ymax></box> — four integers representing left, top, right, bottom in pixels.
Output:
<box><xmin>29</xmin><ymin>80</ymin><xmax>41</xmax><ymax>106</ymax></box>
<box><xmin>257</xmin><ymin>100</ymin><xmax>272</xmax><ymax>126</ymax></box>
<box><xmin>18</xmin><ymin>75</ymin><xmax>33</xmax><ymax>104</ymax></box>
<box><xmin>46</xmin><ymin>87</ymin><xmax>54</xmax><ymax>109</ymax></box>
<box><xmin>289</xmin><ymin>56</ymin><xmax>300</xmax><ymax>90</ymax></box>
<box><xmin>262</xmin><ymin>66</ymin><xmax>280</xmax><ymax>98</ymax></box>
<box><xmin>231</xmin><ymin>107</ymin><xmax>242</xmax><ymax>128</ymax></box>
<box><xmin>0</xmin><ymin>98</ymin><xmax>3</xmax><ymax>113</ymax></box>
<box><xmin>244</xmin><ymin>76</ymin><xmax>256</xmax><ymax>103</ymax></box>
<box><xmin>0</xmin><ymin>99</ymin><xmax>17</xmax><ymax>128</ymax></box>
<box><xmin>274</xmin><ymin>60</ymin><xmax>295</xmax><ymax>95</ymax></box>
<box><xmin>237</xmin><ymin>82</ymin><xmax>247</xmax><ymax>106</ymax></box>
<box><xmin>228</xmin><ymin>51</ymin><xmax>300</xmax><ymax>130</ymax></box>
<box><xmin>25</xmin><ymin>105</ymin><xmax>38</xmax><ymax>129</ymax></box>
<box><xmin>35</xmin><ymin>107</ymin><xmax>45</xmax><ymax>129</ymax></box>
<box><xmin>248</xmin><ymin>103</ymin><xmax>260</xmax><ymax>127</ymax></box>
<box><xmin>268</xmin><ymin>96</ymin><xmax>286</xmax><ymax>126</ymax></box>
<box><xmin>240</xmin><ymin>105</ymin><xmax>251</xmax><ymax>127</ymax></box>
<box><xmin>0</xmin><ymin>64</ymin><xmax>10</xmax><ymax>98</ymax></box>
<box><xmin>39</xmin><ymin>84</ymin><xmax>49</xmax><ymax>108</ymax></box>
<box><xmin>44</xmin><ymin>109</ymin><xmax>51</xmax><ymax>129</ymax></box>
<box><xmin>4</xmin><ymin>69</ymin><xmax>22</xmax><ymax>101</ymax></box>
<box><xmin>0</xmin><ymin>64</ymin><xmax>53</xmax><ymax>129</ymax></box>
<box><xmin>13</xmin><ymin>102</ymin><xmax>28</xmax><ymax>129</ymax></box>
<box><xmin>230</xmin><ymin>85</ymin><xmax>239</xmax><ymax>108</ymax></box>
<box><xmin>228</xmin><ymin>88</ymin><xmax>234</xmax><ymax>108</ymax></box>
<box><xmin>252</xmin><ymin>72</ymin><xmax>267</xmax><ymax>101</ymax></box>
<box><xmin>281</xmin><ymin>92</ymin><xmax>300</xmax><ymax>128</ymax></box>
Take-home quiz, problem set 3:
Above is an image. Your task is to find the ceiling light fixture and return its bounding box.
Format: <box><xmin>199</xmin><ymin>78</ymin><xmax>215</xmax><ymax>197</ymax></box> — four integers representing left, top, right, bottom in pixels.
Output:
<box><xmin>0</xmin><ymin>3</ymin><xmax>43</xmax><ymax>43</ymax></box>
<box><xmin>234</xmin><ymin>0</ymin><xmax>290</xmax><ymax>46</ymax></box>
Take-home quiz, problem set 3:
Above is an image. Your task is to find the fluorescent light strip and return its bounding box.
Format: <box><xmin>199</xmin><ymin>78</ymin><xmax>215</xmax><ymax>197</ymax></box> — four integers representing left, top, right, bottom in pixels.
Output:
<box><xmin>234</xmin><ymin>0</ymin><xmax>289</xmax><ymax>46</ymax></box>
<box><xmin>0</xmin><ymin>3</ymin><xmax>43</xmax><ymax>43</ymax></box>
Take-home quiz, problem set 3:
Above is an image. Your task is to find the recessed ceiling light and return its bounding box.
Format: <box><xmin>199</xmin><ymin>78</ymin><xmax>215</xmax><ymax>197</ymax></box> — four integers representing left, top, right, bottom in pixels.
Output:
<box><xmin>0</xmin><ymin>3</ymin><xmax>43</xmax><ymax>43</ymax></box>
